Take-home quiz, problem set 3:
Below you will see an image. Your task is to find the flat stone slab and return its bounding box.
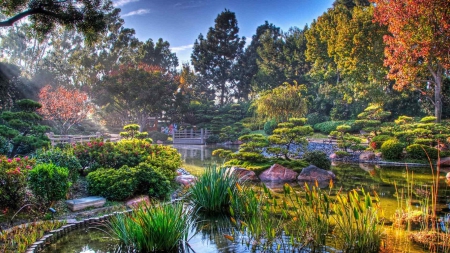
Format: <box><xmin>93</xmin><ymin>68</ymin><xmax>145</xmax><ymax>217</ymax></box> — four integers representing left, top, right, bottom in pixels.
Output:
<box><xmin>66</xmin><ymin>196</ymin><xmax>106</xmax><ymax>211</ymax></box>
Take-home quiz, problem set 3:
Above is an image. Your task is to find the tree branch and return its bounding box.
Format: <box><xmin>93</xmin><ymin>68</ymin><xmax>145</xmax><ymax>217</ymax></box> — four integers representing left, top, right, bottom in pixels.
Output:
<box><xmin>0</xmin><ymin>7</ymin><xmax>60</xmax><ymax>27</ymax></box>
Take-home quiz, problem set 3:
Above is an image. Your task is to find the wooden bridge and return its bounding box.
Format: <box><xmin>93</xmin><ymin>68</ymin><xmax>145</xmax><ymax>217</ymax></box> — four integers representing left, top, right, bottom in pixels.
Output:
<box><xmin>172</xmin><ymin>129</ymin><xmax>209</xmax><ymax>145</ymax></box>
<box><xmin>46</xmin><ymin>132</ymin><xmax>121</xmax><ymax>146</ymax></box>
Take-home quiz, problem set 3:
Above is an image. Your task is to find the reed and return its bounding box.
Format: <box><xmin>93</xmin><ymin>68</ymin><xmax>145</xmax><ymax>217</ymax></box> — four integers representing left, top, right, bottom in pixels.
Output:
<box><xmin>188</xmin><ymin>166</ymin><xmax>239</xmax><ymax>213</ymax></box>
<box><xmin>332</xmin><ymin>188</ymin><xmax>384</xmax><ymax>253</ymax></box>
<box><xmin>107</xmin><ymin>202</ymin><xmax>192</xmax><ymax>252</ymax></box>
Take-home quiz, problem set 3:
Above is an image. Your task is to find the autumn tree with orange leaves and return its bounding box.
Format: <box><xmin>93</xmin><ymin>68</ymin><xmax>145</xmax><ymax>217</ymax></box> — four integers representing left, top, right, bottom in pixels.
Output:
<box><xmin>38</xmin><ymin>85</ymin><xmax>93</xmax><ymax>135</ymax></box>
<box><xmin>372</xmin><ymin>0</ymin><xmax>450</xmax><ymax>122</ymax></box>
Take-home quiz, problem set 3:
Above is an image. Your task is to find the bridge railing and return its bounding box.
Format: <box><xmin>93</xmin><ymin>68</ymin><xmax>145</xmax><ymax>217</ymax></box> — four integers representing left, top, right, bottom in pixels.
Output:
<box><xmin>172</xmin><ymin>128</ymin><xmax>209</xmax><ymax>145</ymax></box>
<box><xmin>46</xmin><ymin>132</ymin><xmax>121</xmax><ymax>146</ymax></box>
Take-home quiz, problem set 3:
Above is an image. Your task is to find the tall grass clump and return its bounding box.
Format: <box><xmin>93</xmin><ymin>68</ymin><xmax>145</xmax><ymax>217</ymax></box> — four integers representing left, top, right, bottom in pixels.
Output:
<box><xmin>107</xmin><ymin>202</ymin><xmax>192</xmax><ymax>252</ymax></box>
<box><xmin>332</xmin><ymin>188</ymin><xmax>384</xmax><ymax>253</ymax></box>
<box><xmin>188</xmin><ymin>166</ymin><xmax>239</xmax><ymax>213</ymax></box>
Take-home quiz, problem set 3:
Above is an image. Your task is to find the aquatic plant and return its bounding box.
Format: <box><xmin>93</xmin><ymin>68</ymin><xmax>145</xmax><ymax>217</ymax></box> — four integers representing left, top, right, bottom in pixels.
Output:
<box><xmin>107</xmin><ymin>202</ymin><xmax>192</xmax><ymax>252</ymax></box>
<box><xmin>188</xmin><ymin>166</ymin><xmax>239</xmax><ymax>213</ymax></box>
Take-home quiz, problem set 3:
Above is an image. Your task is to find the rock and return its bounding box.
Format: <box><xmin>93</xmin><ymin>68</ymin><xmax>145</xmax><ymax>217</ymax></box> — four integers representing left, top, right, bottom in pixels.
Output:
<box><xmin>446</xmin><ymin>172</ymin><xmax>450</xmax><ymax>179</ymax></box>
<box><xmin>359</xmin><ymin>151</ymin><xmax>376</xmax><ymax>161</ymax></box>
<box><xmin>66</xmin><ymin>196</ymin><xmax>106</xmax><ymax>212</ymax></box>
<box><xmin>297</xmin><ymin>165</ymin><xmax>335</xmax><ymax>183</ymax></box>
<box><xmin>375</xmin><ymin>152</ymin><xmax>382</xmax><ymax>158</ymax></box>
<box><xmin>126</xmin><ymin>195</ymin><xmax>149</xmax><ymax>208</ymax></box>
<box><xmin>176</xmin><ymin>175</ymin><xmax>197</xmax><ymax>187</ymax></box>
<box><xmin>436</xmin><ymin>143</ymin><xmax>449</xmax><ymax>152</ymax></box>
<box><xmin>228</xmin><ymin>166</ymin><xmax>259</xmax><ymax>181</ymax></box>
<box><xmin>156</xmin><ymin>140</ymin><xmax>164</xmax><ymax>144</ymax></box>
<box><xmin>259</xmin><ymin>164</ymin><xmax>298</xmax><ymax>182</ymax></box>
<box><xmin>439</xmin><ymin>157</ymin><xmax>450</xmax><ymax>167</ymax></box>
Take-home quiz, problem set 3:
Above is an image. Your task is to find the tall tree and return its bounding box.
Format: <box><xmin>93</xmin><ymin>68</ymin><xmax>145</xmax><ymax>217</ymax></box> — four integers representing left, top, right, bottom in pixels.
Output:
<box><xmin>191</xmin><ymin>9</ymin><xmax>245</xmax><ymax>106</ymax></box>
<box><xmin>139</xmin><ymin>38</ymin><xmax>178</xmax><ymax>73</ymax></box>
<box><xmin>94</xmin><ymin>63</ymin><xmax>179</xmax><ymax>131</ymax></box>
<box><xmin>38</xmin><ymin>85</ymin><xmax>93</xmax><ymax>134</ymax></box>
<box><xmin>372</xmin><ymin>0</ymin><xmax>450</xmax><ymax>122</ymax></box>
<box><xmin>234</xmin><ymin>21</ymin><xmax>282</xmax><ymax>99</ymax></box>
<box><xmin>0</xmin><ymin>0</ymin><xmax>114</xmax><ymax>44</ymax></box>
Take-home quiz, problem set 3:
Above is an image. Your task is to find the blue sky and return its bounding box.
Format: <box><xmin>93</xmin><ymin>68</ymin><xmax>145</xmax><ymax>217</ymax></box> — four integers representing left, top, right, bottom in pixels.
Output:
<box><xmin>113</xmin><ymin>0</ymin><xmax>334</xmax><ymax>65</ymax></box>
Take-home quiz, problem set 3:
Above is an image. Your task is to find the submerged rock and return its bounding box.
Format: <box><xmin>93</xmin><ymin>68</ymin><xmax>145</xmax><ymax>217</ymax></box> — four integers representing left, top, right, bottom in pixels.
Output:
<box><xmin>297</xmin><ymin>165</ymin><xmax>335</xmax><ymax>183</ymax></box>
<box><xmin>228</xmin><ymin>166</ymin><xmax>259</xmax><ymax>181</ymax></box>
<box><xmin>259</xmin><ymin>164</ymin><xmax>298</xmax><ymax>182</ymax></box>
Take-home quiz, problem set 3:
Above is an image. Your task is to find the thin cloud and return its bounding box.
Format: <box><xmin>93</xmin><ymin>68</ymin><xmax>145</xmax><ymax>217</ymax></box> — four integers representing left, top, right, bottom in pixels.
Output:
<box><xmin>122</xmin><ymin>9</ymin><xmax>151</xmax><ymax>17</ymax></box>
<box><xmin>113</xmin><ymin>0</ymin><xmax>140</xmax><ymax>7</ymax></box>
<box><xmin>174</xmin><ymin>1</ymin><xmax>206</xmax><ymax>9</ymax></box>
<box><xmin>171</xmin><ymin>44</ymin><xmax>194</xmax><ymax>53</ymax></box>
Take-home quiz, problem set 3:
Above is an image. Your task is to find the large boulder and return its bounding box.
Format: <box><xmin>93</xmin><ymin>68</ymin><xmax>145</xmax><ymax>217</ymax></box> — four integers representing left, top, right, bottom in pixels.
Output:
<box><xmin>228</xmin><ymin>166</ymin><xmax>259</xmax><ymax>181</ymax></box>
<box><xmin>297</xmin><ymin>165</ymin><xmax>336</xmax><ymax>183</ymax></box>
<box><xmin>359</xmin><ymin>151</ymin><xmax>376</xmax><ymax>161</ymax></box>
<box><xmin>259</xmin><ymin>164</ymin><xmax>298</xmax><ymax>182</ymax></box>
<box><xmin>176</xmin><ymin>175</ymin><xmax>197</xmax><ymax>187</ymax></box>
<box><xmin>439</xmin><ymin>157</ymin><xmax>450</xmax><ymax>167</ymax></box>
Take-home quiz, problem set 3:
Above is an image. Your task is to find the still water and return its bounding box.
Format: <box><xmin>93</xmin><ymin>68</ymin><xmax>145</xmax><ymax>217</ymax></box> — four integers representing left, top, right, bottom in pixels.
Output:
<box><xmin>42</xmin><ymin>145</ymin><xmax>450</xmax><ymax>253</ymax></box>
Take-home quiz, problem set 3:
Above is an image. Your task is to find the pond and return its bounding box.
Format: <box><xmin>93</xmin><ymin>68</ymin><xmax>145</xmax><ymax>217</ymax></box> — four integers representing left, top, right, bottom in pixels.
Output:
<box><xmin>41</xmin><ymin>145</ymin><xmax>450</xmax><ymax>253</ymax></box>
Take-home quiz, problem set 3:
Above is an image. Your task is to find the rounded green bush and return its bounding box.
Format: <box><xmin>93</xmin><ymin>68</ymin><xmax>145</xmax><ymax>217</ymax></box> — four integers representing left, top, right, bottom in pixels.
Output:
<box><xmin>264</xmin><ymin>119</ymin><xmax>278</xmax><ymax>135</ymax></box>
<box><xmin>35</xmin><ymin>148</ymin><xmax>81</xmax><ymax>182</ymax></box>
<box><xmin>406</xmin><ymin>144</ymin><xmax>439</xmax><ymax>160</ymax></box>
<box><xmin>380</xmin><ymin>139</ymin><xmax>404</xmax><ymax>160</ymax></box>
<box><xmin>148</xmin><ymin>131</ymin><xmax>169</xmax><ymax>142</ymax></box>
<box><xmin>303</xmin><ymin>150</ymin><xmax>331</xmax><ymax>170</ymax></box>
<box><xmin>28</xmin><ymin>163</ymin><xmax>69</xmax><ymax>205</ymax></box>
<box><xmin>87</xmin><ymin>167</ymin><xmax>137</xmax><ymax>200</ymax></box>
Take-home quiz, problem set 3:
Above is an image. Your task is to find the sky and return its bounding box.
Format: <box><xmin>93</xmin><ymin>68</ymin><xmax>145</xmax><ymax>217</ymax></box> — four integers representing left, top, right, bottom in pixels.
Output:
<box><xmin>113</xmin><ymin>0</ymin><xmax>335</xmax><ymax>65</ymax></box>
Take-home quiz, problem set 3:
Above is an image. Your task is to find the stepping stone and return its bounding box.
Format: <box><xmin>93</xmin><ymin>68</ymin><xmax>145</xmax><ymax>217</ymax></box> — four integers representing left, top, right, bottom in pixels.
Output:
<box><xmin>66</xmin><ymin>196</ymin><xmax>106</xmax><ymax>211</ymax></box>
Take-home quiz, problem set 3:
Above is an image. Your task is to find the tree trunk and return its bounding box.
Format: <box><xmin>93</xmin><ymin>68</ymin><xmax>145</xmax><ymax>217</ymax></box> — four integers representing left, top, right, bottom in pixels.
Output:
<box><xmin>435</xmin><ymin>76</ymin><xmax>442</xmax><ymax>123</ymax></box>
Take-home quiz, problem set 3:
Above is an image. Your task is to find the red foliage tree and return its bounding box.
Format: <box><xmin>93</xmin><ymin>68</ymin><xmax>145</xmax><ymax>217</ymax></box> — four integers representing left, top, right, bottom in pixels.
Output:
<box><xmin>372</xmin><ymin>0</ymin><xmax>450</xmax><ymax>122</ymax></box>
<box><xmin>38</xmin><ymin>85</ymin><xmax>93</xmax><ymax>134</ymax></box>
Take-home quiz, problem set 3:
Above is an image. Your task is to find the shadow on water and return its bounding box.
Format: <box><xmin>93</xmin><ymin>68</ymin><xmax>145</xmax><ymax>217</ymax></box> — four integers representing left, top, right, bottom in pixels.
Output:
<box><xmin>42</xmin><ymin>145</ymin><xmax>450</xmax><ymax>253</ymax></box>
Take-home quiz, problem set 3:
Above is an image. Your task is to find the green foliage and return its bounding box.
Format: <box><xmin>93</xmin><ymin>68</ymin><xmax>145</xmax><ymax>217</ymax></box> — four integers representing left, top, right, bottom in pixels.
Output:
<box><xmin>86</xmin><ymin>162</ymin><xmax>172</xmax><ymax>201</ymax></box>
<box><xmin>380</xmin><ymin>139</ymin><xmax>404</xmax><ymax>160</ymax></box>
<box><xmin>107</xmin><ymin>202</ymin><xmax>192</xmax><ymax>252</ymax></box>
<box><xmin>188</xmin><ymin>166</ymin><xmax>239</xmax><ymax>213</ymax></box>
<box><xmin>0</xmin><ymin>99</ymin><xmax>50</xmax><ymax>157</ymax></box>
<box><xmin>28</xmin><ymin>163</ymin><xmax>69</xmax><ymax>205</ymax></box>
<box><xmin>306</xmin><ymin>112</ymin><xmax>328</xmax><ymax>126</ymax></box>
<box><xmin>420</xmin><ymin>116</ymin><xmax>437</xmax><ymax>123</ymax></box>
<box><xmin>252</xmin><ymin>82</ymin><xmax>308</xmax><ymax>121</ymax></box>
<box><xmin>313</xmin><ymin>120</ymin><xmax>361</xmax><ymax>134</ymax></box>
<box><xmin>0</xmin><ymin>156</ymin><xmax>35</xmax><ymax>209</ymax></box>
<box><xmin>263</xmin><ymin>119</ymin><xmax>278</xmax><ymax>135</ymax></box>
<box><xmin>86</xmin><ymin>166</ymin><xmax>137</xmax><ymax>200</ymax></box>
<box><xmin>335</xmin><ymin>151</ymin><xmax>351</xmax><ymax>157</ymax></box>
<box><xmin>406</xmin><ymin>144</ymin><xmax>439</xmax><ymax>160</ymax></box>
<box><xmin>413</xmin><ymin>138</ymin><xmax>434</xmax><ymax>146</ymax></box>
<box><xmin>370</xmin><ymin>134</ymin><xmax>391</xmax><ymax>149</ymax></box>
<box><xmin>303</xmin><ymin>151</ymin><xmax>331</xmax><ymax>170</ymax></box>
<box><xmin>73</xmin><ymin>139</ymin><xmax>181</xmax><ymax>174</ymax></box>
<box><xmin>205</xmin><ymin>135</ymin><xmax>220</xmax><ymax>144</ymax></box>
<box><xmin>120</xmin><ymin>124</ymin><xmax>149</xmax><ymax>140</ymax></box>
<box><xmin>35</xmin><ymin>148</ymin><xmax>81</xmax><ymax>182</ymax></box>
<box><xmin>394</xmin><ymin>115</ymin><xmax>414</xmax><ymax>125</ymax></box>
<box><xmin>267</xmin><ymin>118</ymin><xmax>313</xmax><ymax>160</ymax></box>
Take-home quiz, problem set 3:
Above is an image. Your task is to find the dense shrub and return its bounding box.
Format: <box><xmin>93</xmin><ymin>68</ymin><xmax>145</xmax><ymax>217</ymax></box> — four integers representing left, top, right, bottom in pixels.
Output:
<box><xmin>380</xmin><ymin>139</ymin><xmax>404</xmax><ymax>160</ymax></box>
<box><xmin>303</xmin><ymin>151</ymin><xmax>331</xmax><ymax>170</ymax></box>
<box><xmin>241</xmin><ymin>117</ymin><xmax>264</xmax><ymax>131</ymax></box>
<box><xmin>413</xmin><ymin>138</ymin><xmax>434</xmax><ymax>146</ymax></box>
<box><xmin>420</xmin><ymin>116</ymin><xmax>436</xmax><ymax>123</ymax></box>
<box><xmin>148</xmin><ymin>131</ymin><xmax>169</xmax><ymax>142</ymax></box>
<box><xmin>406</xmin><ymin>144</ymin><xmax>439</xmax><ymax>160</ymax></box>
<box><xmin>35</xmin><ymin>148</ymin><xmax>81</xmax><ymax>182</ymax></box>
<box><xmin>73</xmin><ymin>139</ymin><xmax>181</xmax><ymax>173</ymax></box>
<box><xmin>264</xmin><ymin>119</ymin><xmax>278</xmax><ymax>135</ymax></box>
<box><xmin>0</xmin><ymin>156</ymin><xmax>36</xmax><ymax>209</ymax></box>
<box><xmin>28</xmin><ymin>163</ymin><xmax>69</xmax><ymax>205</ymax></box>
<box><xmin>335</xmin><ymin>151</ymin><xmax>351</xmax><ymax>157</ymax></box>
<box><xmin>87</xmin><ymin>166</ymin><xmax>137</xmax><ymax>200</ymax></box>
<box><xmin>306</xmin><ymin>112</ymin><xmax>329</xmax><ymax>126</ymax></box>
<box><xmin>87</xmin><ymin>163</ymin><xmax>171</xmax><ymax>200</ymax></box>
<box><xmin>314</xmin><ymin>120</ymin><xmax>361</xmax><ymax>134</ymax></box>
<box><xmin>370</xmin><ymin>135</ymin><xmax>391</xmax><ymax>150</ymax></box>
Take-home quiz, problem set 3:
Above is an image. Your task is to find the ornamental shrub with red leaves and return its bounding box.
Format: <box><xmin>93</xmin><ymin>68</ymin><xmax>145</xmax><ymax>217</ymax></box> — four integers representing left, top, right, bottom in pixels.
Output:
<box><xmin>0</xmin><ymin>155</ymin><xmax>36</xmax><ymax>209</ymax></box>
